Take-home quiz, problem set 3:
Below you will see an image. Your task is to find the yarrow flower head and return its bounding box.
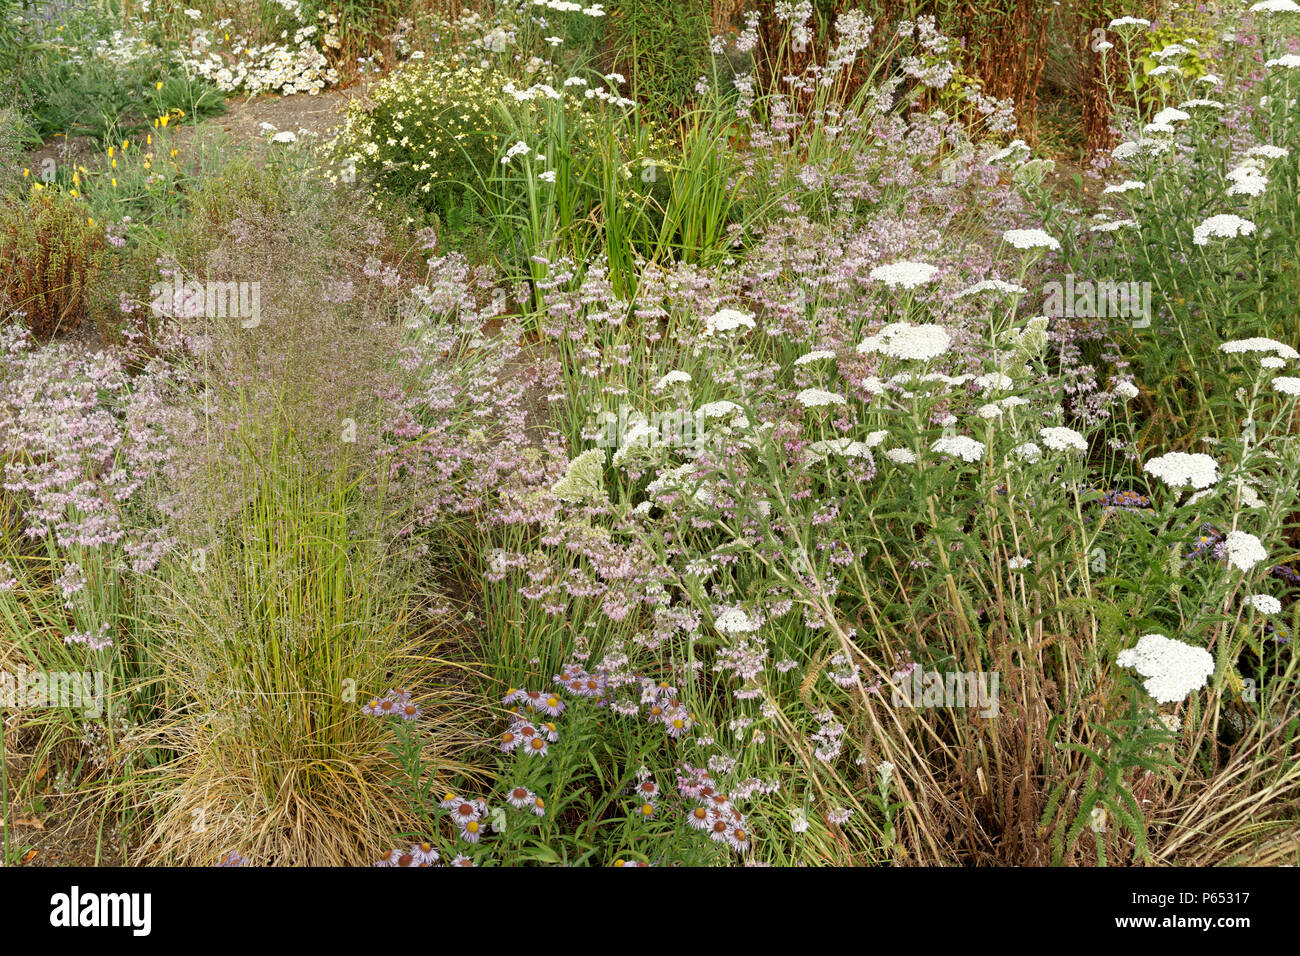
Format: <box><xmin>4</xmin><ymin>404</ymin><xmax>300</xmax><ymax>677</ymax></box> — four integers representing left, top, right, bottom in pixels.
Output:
<box><xmin>1250</xmin><ymin>0</ymin><xmax>1300</xmax><ymax>13</ymax></box>
<box><xmin>714</xmin><ymin>607</ymin><xmax>761</xmax><ymax>635</ymax></box>
<box><xmin>1143</xmin><ymin>451</ymin><xmax>1219</xmax><ymax>490</ymax></box>
<box><xmin>1271</xmin><ymin>377</ymin><xmax>1300</xmax><ymax>397</ymax></box>
<box><xmin>1223</xmin><ymin>530</ymin><xmax>1267</xmax><ymax>572</ymax></box>
<box><xmin>930</xmin><ymin>435</ymin><xmax>984</xmax><ymax>462</ymax></box>
<box><xmin>856</xmin><ymin>322</ymin><xmax>951</xmax><ymax>361</ymax></box>
<box><xmin>868</xmin><ymin>260</ymin><xmax>939</xmax><ymax>289</ymax></box>
<box><xmin>957</xmin><ymin>279</ymin><xmax>1027</xmax><ymax>298</ymax></box>
<box><xmin>1192</xmin><ymin>214</ymin><xmax>1256</xmax><ymax>246</ymax></box>
<box><xmin>1116</xmin><ymin>633</ymin><xmax>1214</xmax><ymax>704</ymax></box>
<box><xmin>796</xmin><ymin>387</ymin><xmax>846</xmax><ymax>408</ymax></box>
<box><xmin>1245</xmin><ymin>594</ymin><xmax>1282</xmax><ymax>615</ymax></box>
<box><xmin>1002</xmin><ymin>228</ymin><xmax>1060</xmax><ymax>251</ymax></box>
<box><xmin>1040</xmin><ymin>426</ymin><xmax>1087</xmax><ymax>453</ymax></box>
<box><xmin>704</xmin><ymin>308</ymin><xmax>756</xmax><ymax>335</ymax></box>
<box><xmin>1219</xmin><ymin>337</ymin><xmax>1299</xmax><ymax>360</ymax></box>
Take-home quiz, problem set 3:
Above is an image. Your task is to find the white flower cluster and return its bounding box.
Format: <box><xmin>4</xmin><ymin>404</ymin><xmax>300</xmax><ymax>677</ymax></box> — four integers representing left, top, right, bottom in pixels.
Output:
<box><xmin>1219</xmin><ymin>337</ymin><xmax>1300</xmax><ymax>360</ymax></box>
<box><xmin>1143</xmin><ymin>452</ymin><xmax>1219</xmax><ymax>489</ymax></box>
<box><xmin>1116</xmin><ymin>633</ymin><xmax>1214</xmax><ymax>704</ymax></box>
<box><xmin>868</xmin><ymin>260</ymin><xmax>939</xmax><ymax>289</ymax></box>
<box><xmin>794</xmin><ymin>349</ymin><xmax>836</xmax><ymax>366</ymax></box>
<box><xmin>856</xmin><ymin>322</ymin><xmax>951</xmax><ymax>361</ymax></box>
<box><xmin>1102</xmin><ymin>179</ymin><xmax>1145</xmax><ymax>194</ymax></box>
<box><xmin>1002</xmin><ymin>228</ymin><xmax>1060</xmax><ymax>251</ymax></box>
<box><xmin>1226</xmin><ymin>159</ymin><xmax>1269</xmax><ymax>197</ymax></box>
<box><xmin>1245</xmin><ymin>594</ymin><xmax>1281</xmax><ymax>614</ymax></box>
<box><xmin>714</xmin><ymin>607</ymin><xmax>761</xmax><ymax>635</ymax></box>
<box><xmin>1250</xmin><ymin>0</ymin><xmax>1300</xmax><ymax>14</ymax></box>
<box><xmin>1192</xmin><ymin>214</ymin><xmax>1256</xmax><ymax>246</ymax></box>
<box><xmin>653</xmin><ymin>370</ymin><xmax>691</xmax><ymax>391</ymax></box>
<box><xmin>796</xmin><ymin>388</ymin><xmax>846</xmax><ymax>408</ymax></box>
<box><xmin>930</xmin><ymin>435</ymin><xmax>984</xmax><ymax>462</ymax></box>
<box><xmin>806</xmin><ymin>438</ymin><xmax>873</xmax><ymax>462</ymax></box>
<box><xmin>1040</xmin><ymin>426</ymin><xmax>1087</xmax><ymax>453</ymax></box>
<box><xmin>1223</xmin><ymin>531</ymin><xmax>1267</xmax><ymax>572</ymax></box>
<box><xmin>957</xmin><ymin>279</ymin><xmax>1027</xmax><ymax>297</ymax></box>
<box><xmin>705</xmin><ymin>308</ymin><xmax>756</xmax><ymax>335</ymax></box>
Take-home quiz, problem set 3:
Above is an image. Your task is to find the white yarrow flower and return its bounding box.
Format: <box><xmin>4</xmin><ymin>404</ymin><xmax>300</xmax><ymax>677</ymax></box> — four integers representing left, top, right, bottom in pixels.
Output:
<box><xmin>1103</xmin><ymin>180</ymin><xmax>1146</xmax><ymax>194</ymax></box>
<box><xmin>796</xmin><ymin>387</ymin><xmax>846</xmax><ymax>408</ymax></box>
<box><xmin>1002</xmin><ymin>228</ymin><xmax>1060</xmax><ymax>251</ymax></box>
<box><xmin>654</xmin><ymin>370</ymin><xmax>692</xmax><ymax>391</ymax></box>
<box><xmin>1271</xmin><ymin>377</ymin><xmax>1300</xmax><ymax>396</ymax></box>
<box><xmin>856</xmin><ymin>322</ymin><xmax>951</xmax><ymax>361</ymax></box>
<box><xmin>1192</xmin><ymin>214</ymin><xmax>1256</xmax><ymax>246</ymax></box>
<box><xmin>1245</xmin><ymin>594</ymin><xmax>1282</xmax><ymax>615</ymax></box>
<box><xmin>1143</xmin><ymin>452</ymin><xmax>1219</xmax><ymax>489</ymax></box>
<box><xmin>869</xmin><ymin>261</ymin><xmax>939</xmax><ymax>289</ymax></box>
<box><xmin>1223</xmin><ymin>531</ymin><xmax>1267</xmax><ymax>572</ymax></box>
<box><xmin>1220</xmin><ymin>337</ymin><xmax>1300</xmax><ymax>360</ymax></box>
<box><xmin>1250</xmin><ymin>0</ymin><xmax>1300</xmax><ymax>14</ymax></box>
<box><xmin>930</xmin><ymin>435</ymin><xmax>984</xmax><ymax>462</ymax></box>
<box><xmin>704</xmin><ymin>308</ymin><xmax>756</xmax><ymax>335</ymax></box>
<box><xmin>1117</xmin><ymin>634</ymin><xmax>1214</xmax><ymax>704</ymax></box>
<box><xmin>794</xmin><ymin>349</ymin><xmax>836</xmax><ymax>366</ymax></box>
<box><xmin>1040</xmin><ymin>426</ymin><xmax>1087</xmax><ymax>452</ymax></box>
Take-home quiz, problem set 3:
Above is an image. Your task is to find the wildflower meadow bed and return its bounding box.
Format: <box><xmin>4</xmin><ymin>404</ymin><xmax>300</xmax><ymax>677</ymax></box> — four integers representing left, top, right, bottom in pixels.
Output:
<box><xmin>0</xmin><ymin>0</ymin><xmax>1298</xmax><ymax>871</ymax></box>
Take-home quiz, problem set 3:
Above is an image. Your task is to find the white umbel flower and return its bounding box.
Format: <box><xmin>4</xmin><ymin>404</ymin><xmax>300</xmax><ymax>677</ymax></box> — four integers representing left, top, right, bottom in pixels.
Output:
<box><xmin>1223</xmin><ymin>531</ymin><xmax>1267</xmax><ymax>572</ymax></box>
<box><xmin>1192</xmin><ymin>214</ymin><xmax>1256</xmax><ymax>246</ymax></box>
<box><xmin>1117</xmin><ymin>634</ymin><xmax>1214</xmax><ymax>704</ymax></box>
<box><xmin>1220</xmin><ymin>337</ymin><xmax>1299</xmax><ymax>360</ymax></box>
<box><xmin>654</xmin><ymin>370</ymin><xmax>691</xmax><ymax>390</ymax></box>
<box><xmin>1114</xmin><ymin>381</ymin><xmax>1140</xmax><ymax>400</ymax></box>
<box><xmin>796</xmin><ymin>387</ymin><xmax>847</xmax><ymax>408</ymax></box>
<box><xmin>1040</xmin><ymin>426</ymin><xmax>1087</xmax><ymax>453</ymax></box>
<box><xmin>1250</xmin><ymin>0</ymin><xmax>1300</xmax><ymax>14</ymax></box>
<box><xmin>1011</xmin><ymin>442</ymin><xmax>1042</xmax><ymax>462</ymax></box>
<box><xmin>974</xmin><ymin>372</ymin><xmax>1015</xmax><ymax>391</ymax></box>
<box><xmin>930</xmin><ymin>435</ymin><xmax>984</xmax><ymax>462</ymax></box>
<box><xmin>1271</xmin><ymin>377</ymin><xmax>1300</xmax><ymax>396</ymax></box>
<box><xmin>1002</xmin><ymin>228</ymin><xmax>1060</xmax><ymax>251</ymax></box>
<box><xmin>794</xmin><ymin>349</ymin><xmax>836</xmax><ymax>366</ymax></box>
<box><xmin>957</xmin><ymin>279</ymin><xmax>1027</xmax><ymax>297</ymax></box>
<box><xmin>1143</xmin><ymin>452</ymin><xmax>1219</xmax><ymax>489</ymax></box>
<box><xmin>868</xmin><ymin>261</ymin><xmax>939</xmax><ymax>289</ymax></box>
<box><xmin>1245</xmin><ymin>594</ymin><xmax>1281</xmax><ymax>614</ymax></box>
<box><xmin>856</xmin><ymin>322</ymin><xmax>952</xmax><ymax>361</ymax></box>
<box><xmin>807</xmin><ymin>438</ymin><xmax>872</xmax><ymax>461</ymax></box>
<box><xmin>704</xmin><ymin>308</ymin><xmax>756</xmax><ymax>335</ymax></box>
<box><xmin>1247</xmin><ymin>145</ymin><xmax>1289</xmax><ymax>160</ymax></box>
<box><xmin>714</xmin><ymin>607</ymin><xmax>761</xmax><ymax>635</ymax></box>
<box><xmin>884</xmin><ymin>447</ymin><xmax>917</xmax><ymax>464</ymax></box>
<box><xmin>1103</xmin><ymin>179</ymin><xmax>1146</xmax><ymax>194</ymax></box>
